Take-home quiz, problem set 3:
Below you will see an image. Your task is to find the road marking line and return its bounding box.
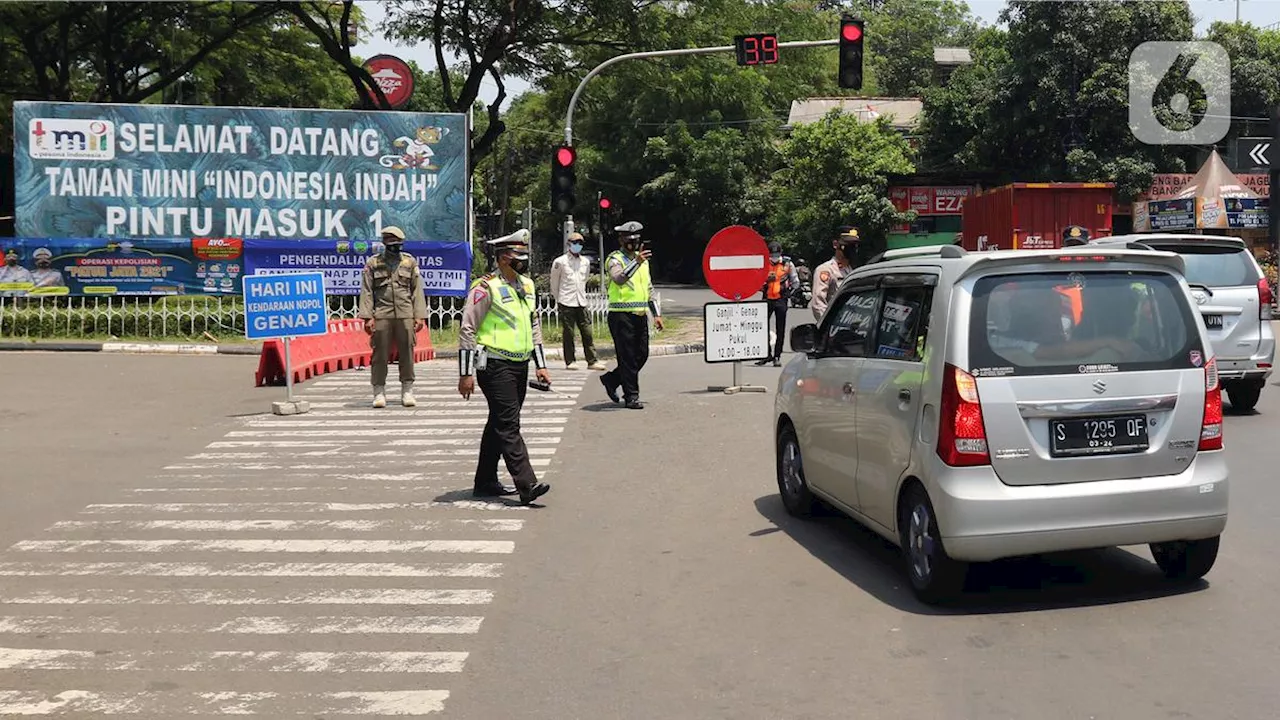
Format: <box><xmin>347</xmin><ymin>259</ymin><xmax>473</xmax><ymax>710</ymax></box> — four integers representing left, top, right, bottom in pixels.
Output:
<box><xmin>0</xmin><ymin>588</ymin><xmax>493</xmax><ymax>605</ymax></box>
<box><xmin>45</xmin><ymin>519</ymin><xmax>524</xmax><ymax>533</ymax></box>
<box><xmin>228</xmin><ymin>425</ymin><xmax>567</xmax><ymax>436</ymax></box>
<box><xmin>0</xmin><ymin>689</ymin><xmax>451</xmax><ymax>715</ymax></box>
<box><xmin>240</xmin><ymin>418</ymin><xmax>570</xmax><ymax>428</ymax></box>
<box><xmin>10</xmin><ymin>539</ymin><xmax>515</xmax><ymax>554</ymax></box>
<box><xmin>83</xmin><ymin>501</ymin><xmax>531</xmax><ymax>514</ymax></box>
<box><xmin>279</xmin><ymin>409</ymin><xmax>573</xmax><ymax>418</ymax></box>
<box><xmin>122</xmin><ymin>486</ymin><xmax>490</xmax><ymax>494</ymax></box>
<box><xmin>303</xmin><ymin>401</ymin><xmax>577</xmax><ymax>408</ymax></box>
<box><xmin>0</xmin><ymin>615</ymin><xmax>483</xmax><ymax>635</ymax></box>
<box><xmin>187</xmin><ymin>448</ymin><xmax>559</xmax><ymax>459</ymax></box>
<box><xmin>0</xmin><ymin>647</ymin><xmax>468</xmax><ymax>673</ymax></box>
<box><xmin>162</xmin><ymin>459</ymin><xmax>553</xmax><ymax>469</ymax></box>
<box><xmin>203</xmin><ymin>437</ymin><xmax>562</xmax><ymax>448</ymax></box>
<box><xmin>0</xmin><ymin>561</ymin><xmax>503</xmax><ymax>577</ymax></box>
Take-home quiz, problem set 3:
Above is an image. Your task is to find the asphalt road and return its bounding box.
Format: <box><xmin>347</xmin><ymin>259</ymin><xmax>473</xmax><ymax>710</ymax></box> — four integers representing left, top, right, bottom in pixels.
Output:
<box><xmin>1</xmin><ymin>349</ymin><xmax>1277</xmax><ymax>718</ymax></box>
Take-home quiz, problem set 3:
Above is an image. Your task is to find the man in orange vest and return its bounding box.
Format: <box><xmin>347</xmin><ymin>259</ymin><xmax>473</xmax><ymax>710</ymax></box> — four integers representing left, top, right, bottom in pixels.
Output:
<box><xmin>755</xmin><ymin>241</ymin><xmax>800</xmax><ymax>367</ymax></box>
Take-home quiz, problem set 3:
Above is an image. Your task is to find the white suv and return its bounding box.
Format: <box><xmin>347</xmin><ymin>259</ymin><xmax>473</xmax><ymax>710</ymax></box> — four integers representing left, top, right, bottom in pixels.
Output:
<box><xmin>775</xmin><ymin>244</ymin><xmax>1229</xmax><ymax>604</ymax></box>
<box><xmin>1093</xmin><ymin>234</ymin><xmax>1274</xmax><ymax>412</ymax></box>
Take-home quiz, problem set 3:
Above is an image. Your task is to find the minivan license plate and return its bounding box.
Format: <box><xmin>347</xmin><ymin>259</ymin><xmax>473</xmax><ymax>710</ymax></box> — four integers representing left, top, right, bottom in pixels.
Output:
<box><xmin>1203</xmin><ymin>314</ymin><xmax>1224</xmax><ymax>329</ymax></box>
<box><xmin>1050</xmin><ymin>415</ymin><xmax>1149</xmax><ymax>458</ymax></box>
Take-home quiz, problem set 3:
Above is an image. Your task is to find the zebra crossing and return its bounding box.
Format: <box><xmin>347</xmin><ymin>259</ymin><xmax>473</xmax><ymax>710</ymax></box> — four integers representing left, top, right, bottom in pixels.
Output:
<box><xmin>0</xmin><ymin>360</ymin><xmax>585</xmax><ymax>716</ymax></box>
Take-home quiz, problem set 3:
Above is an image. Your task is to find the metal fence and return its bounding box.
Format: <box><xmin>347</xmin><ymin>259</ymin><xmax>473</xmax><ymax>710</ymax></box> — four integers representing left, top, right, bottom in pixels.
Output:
<box><xmin>0</xmin><ymin>292</ymin><xmax>612</xmax><ymax>342</ymax></box>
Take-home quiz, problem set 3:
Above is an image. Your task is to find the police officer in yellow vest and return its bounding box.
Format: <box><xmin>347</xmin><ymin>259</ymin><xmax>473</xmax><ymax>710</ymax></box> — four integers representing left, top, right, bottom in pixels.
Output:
<box><xmin>600</xmin><ymin>221</ymin><xmax>664</xmax><ymax>410</ymax></box>
<box><xmin>457</xmin><ymin>230</ymin><xmax>552</xmax><ymax>505</ymax></box>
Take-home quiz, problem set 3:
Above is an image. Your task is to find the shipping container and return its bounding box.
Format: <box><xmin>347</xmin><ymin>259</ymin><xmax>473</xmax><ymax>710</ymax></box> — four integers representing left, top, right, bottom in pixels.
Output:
<box><xmin>961</xmin><ymin>183</ymin><xmax>1115</xmax><ymax>252</ymax></box>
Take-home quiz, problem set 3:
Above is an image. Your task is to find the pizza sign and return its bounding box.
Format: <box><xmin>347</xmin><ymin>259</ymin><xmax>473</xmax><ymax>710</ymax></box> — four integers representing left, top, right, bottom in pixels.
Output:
<box><xmin>362</xmin><ymin>54</ymin><xmax>415</xmax><ymax>109</ymax></box>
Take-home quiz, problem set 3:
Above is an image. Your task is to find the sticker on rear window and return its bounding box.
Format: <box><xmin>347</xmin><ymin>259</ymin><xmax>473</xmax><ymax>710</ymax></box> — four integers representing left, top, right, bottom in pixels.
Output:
<box><xmin>1067</xmin><ymin>272</ymin><xmax>1086</xmax><ymax>288</ymax></box>
<box><xmin>1077</xmin><ymin>363</ymin><xmax>1120</xmax><ymax>374</ymax></box>
<box><xmin>972</xmin><ymin>366</ymin><xmax>1015</xmax><ymax>377</ymax></box>
<box><xmin>1189</xmin><ymin>350</ymin><xmax>1203</xmax><ymax>367</ymax></box>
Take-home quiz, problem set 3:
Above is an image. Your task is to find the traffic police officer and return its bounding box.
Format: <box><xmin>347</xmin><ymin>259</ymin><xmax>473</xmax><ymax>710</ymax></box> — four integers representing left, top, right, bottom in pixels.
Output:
<box><xmin>358</xmin><ymin>226</ymin><xmax>428</xmax><ymax>408</ymax></box>
<box><xmin>810</xmin><ymin>227</ymin><xmax>860</xmax><ymax>322</ymax></box>
<box><xmin>600</xmin><ymin>221</ymin><xmax>664</xmax><ymax>410</ymax></box>
<box><xmin>457</xmin><ymin>229</ymin><xmax>552</xmax><ymax>505</ymax></box>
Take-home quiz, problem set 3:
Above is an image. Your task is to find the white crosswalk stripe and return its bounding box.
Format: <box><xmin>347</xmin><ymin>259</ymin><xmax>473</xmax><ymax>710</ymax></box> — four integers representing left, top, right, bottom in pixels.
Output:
<box><xmin>0</xmin><ymin>359</ymin><xmax>581</xmax><ymax>716</ymax></box>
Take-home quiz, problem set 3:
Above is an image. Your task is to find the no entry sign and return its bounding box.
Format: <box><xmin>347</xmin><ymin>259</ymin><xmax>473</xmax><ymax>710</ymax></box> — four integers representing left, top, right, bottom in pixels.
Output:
<box><xmin>702</xmin><ymin>225</ymin><xmax>771</xmax><ymax>300</ymax></box>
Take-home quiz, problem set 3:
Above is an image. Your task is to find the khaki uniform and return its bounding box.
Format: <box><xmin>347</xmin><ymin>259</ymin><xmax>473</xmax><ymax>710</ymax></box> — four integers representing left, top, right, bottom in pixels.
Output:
<box><xmin>358</xmin><ymin>251</ymin><xmax>428</xmax><ymax>387</ymax></box>
<box><xmin>810</xmin><ymin>257</ymin><xmax>850</xmax><ymax>322</ymax></box>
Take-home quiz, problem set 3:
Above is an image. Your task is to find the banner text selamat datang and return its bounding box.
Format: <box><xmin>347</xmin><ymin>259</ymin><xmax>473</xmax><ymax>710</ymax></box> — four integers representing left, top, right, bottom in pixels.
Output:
<box><xmin>39</xmin><ymin>124</ymin><xmax>439</xmax><ymax>238</ymax></box>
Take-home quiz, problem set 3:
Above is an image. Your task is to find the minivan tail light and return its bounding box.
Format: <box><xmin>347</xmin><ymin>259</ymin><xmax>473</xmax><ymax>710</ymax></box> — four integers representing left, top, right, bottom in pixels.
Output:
<box><xmin>937</xmin><ymin>364</ymin><xmax>990</xmax><ymax>466</ymax></box>
<box><xmin>1258</xmin><ymin>278</ymin><xmax>1273</xmax><ymax>321</ymax></box>
<box><xmin>1199</xmin><ymin>357</ymin><xmax>1223</xmax><ymax>451</ymax></box>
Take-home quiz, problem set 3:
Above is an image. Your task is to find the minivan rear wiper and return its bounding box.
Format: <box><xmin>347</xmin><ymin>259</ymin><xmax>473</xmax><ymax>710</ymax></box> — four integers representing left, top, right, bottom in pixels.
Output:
<box><xmin>1187</xmin><ymin>282</ymin><xmax>1215</xmax><ymax>297</ymax></box>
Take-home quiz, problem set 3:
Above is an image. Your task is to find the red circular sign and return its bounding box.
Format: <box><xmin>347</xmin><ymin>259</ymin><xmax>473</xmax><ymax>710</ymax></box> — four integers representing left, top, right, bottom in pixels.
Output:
<box><xmin>702</xmin><ymin>225</ymin><xmax>771</xmax><ymax>300</ymax></box>
<box><xmin>362</xmin><ymin>54</ymin><xmax>415</xmax><ymax>109</ymax></box>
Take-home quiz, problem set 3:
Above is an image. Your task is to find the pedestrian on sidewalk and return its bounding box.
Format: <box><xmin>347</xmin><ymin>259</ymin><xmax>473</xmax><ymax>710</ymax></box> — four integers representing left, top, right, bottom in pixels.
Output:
<box><xmin>551</xmin><ymin>232</ymin><xmax>606</xmax><ymax>371</ymax></box>
<box><xmin>358</xmin><ymin>226</ymin><xmax>428</xmax><ymax>409</ymax></box>
<box><xmin>600</xmin><ymin>220</ymin><xmax>664</xmax><ymax>410</ymax></box>
<box><xmin>457</xmin><ymin>229</ymin><xmax>552</xmax><ymax>505</ymax></box>
<box><xmin>756</xmin><ymin>241</ymin><xmax>798</xmax><ymax>367</ymax></box>
<box><xmin>810</xmin><ymin>227</ymin><xmax>859</xmax><ymax>322</ymax></box>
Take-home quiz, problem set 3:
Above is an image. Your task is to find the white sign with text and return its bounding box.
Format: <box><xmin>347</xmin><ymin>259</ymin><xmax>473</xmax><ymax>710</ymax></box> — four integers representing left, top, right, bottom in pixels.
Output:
<box><xmin>704</xmin><ymin>301</ymin><xmax>770</xmax><ymax>363</ymax></box>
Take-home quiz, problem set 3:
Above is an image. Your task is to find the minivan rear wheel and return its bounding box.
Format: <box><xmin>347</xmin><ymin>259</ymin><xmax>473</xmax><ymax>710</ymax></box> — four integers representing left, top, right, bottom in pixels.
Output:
<box><xmin>1150</xmin><ymin>536</ymin><xmax>1220</xmax><ymax>581</ymax></box>
<box><xmin>1225</xmin><ymin>381</ymin><xmax>1262</xmax><ymax>413</ymax></box>
<box><xmin>899</xmin><ymin>483</ymin><xmax>966</xmax><ymax>604</ymax></box>
<box><xmin>776</xmin><ymin>425</ymin><xmax>815</xmax><ymax>518</ymax></box>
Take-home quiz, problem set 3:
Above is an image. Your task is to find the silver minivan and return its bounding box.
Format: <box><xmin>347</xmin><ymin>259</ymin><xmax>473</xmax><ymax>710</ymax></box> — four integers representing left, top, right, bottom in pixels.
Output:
<box><xmin>1093</xmin><ymin>234</ymin><xmax>1274</xmax><ymax>412</ymax></box>
<box><xmin>774</xmin><ymin>244</ymin><xmax>1229</xmax><ymax>604</ymax></box>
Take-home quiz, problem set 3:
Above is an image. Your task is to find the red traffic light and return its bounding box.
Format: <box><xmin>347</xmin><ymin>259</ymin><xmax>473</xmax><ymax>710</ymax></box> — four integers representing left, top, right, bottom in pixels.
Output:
<box><xmin>556</xmin><ymin>146</ymin><xmax>576</xmax><ymax>167</ymax></box>
<box><xmin>599</xmin><ymin>197</ymin><xmax>611</xmax><ymax>210</ymax></box>
<box><xmin>841</xmin><ymin>23</ymin><xmax>862</xmax><ymax>42</ymax></box>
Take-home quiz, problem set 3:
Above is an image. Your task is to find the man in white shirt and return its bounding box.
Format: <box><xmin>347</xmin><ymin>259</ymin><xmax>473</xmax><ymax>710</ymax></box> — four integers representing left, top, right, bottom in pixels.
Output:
<box><xmin>550</xmin><ymin>233</ymin><xmax>606</xmax><ymax>370</ymax></box>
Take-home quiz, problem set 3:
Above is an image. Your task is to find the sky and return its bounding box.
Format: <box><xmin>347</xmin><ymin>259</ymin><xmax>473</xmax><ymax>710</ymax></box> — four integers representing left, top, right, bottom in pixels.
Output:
<box><xmin>351</xmin><ymin>0</ymin><xmax>1280</xmax><ymax>111</ymax></box>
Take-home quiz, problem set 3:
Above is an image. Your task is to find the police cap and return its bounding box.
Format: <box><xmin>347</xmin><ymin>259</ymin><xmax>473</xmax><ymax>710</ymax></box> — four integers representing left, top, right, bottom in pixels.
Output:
<box><xmin>33</xmin><ymin>247</ymin><xmax>53</xmax><ymax>260</ymax></box>
<box><xmin>838</xmin><ymin>227</ymin><xmax>860</xmax><ymax>243</ymax></box>
<box><xmin>381</xmin><ymin>226</ymin><xmax>406</xmax><ymax>241</ymax></box>
<box><xmin>614</xmin><ymin>221</ymin><xmax>643</xmax><ymax>237</ymax></box>
<box><xmin>1061</xmin><ymin>225</ymin><xmax>1090</xmax><ymax>246</ymax></box>
<box><xmin>487</xmin><ymin>229</ymin><xmax>531</xmax><ymax>260</ymax></box>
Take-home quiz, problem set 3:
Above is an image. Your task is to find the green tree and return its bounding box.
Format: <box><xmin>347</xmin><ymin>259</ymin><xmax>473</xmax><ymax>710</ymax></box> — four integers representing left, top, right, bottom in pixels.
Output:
<box><xmin>767</xmin><ymin>110</ymin><xmax>915</xmax><ymax>262</ymax></box>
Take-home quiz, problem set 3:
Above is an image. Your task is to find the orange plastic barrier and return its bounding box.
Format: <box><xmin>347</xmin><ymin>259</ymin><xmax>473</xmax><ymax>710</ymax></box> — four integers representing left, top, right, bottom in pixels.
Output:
<box><xmin>254</xmin><ymin>319</ymin><xmax>436</xmax><ymax>387</ymax></box>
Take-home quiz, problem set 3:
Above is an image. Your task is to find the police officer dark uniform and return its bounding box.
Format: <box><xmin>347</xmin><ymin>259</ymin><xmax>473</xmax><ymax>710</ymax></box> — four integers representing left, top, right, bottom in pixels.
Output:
<box><xmin>1062</xmin><ymin>225</ymin><xmax>1091</xmax><ymax>246</ymax></box>
<box><xmin>457</xmin><ymin>230</ymin><xmax>552</xmax><ymax>505</ymax></box>
<box><xmin>358</xmin><ymin>226</ymin><xmax>428</xmax><ymax>408</ymax></box>
<box><xmin>600</xmin><ymin>221</ymin><xmax>664</xmax><ymax>409</ymax></box>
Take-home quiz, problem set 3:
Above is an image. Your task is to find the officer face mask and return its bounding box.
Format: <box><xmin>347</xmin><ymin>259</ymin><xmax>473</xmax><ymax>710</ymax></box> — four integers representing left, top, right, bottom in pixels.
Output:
<box><xmin>506</xmin><ymin>254</ymin><xmax>529</xmax><ymax>275</ymax></box>
<box><xmin>570</xmin><ymin>242</ymin><xmax>583</xmax><ymax>254</ymax></box>
<box><xmin>383</xmin><ymin>239</ymin><xmax>402</xmax><ymax>255</ymax></box>
<box><xmin>770</xmin><ymin>254</ymin><xmax>782</xmax><ymax>264</ymax></box>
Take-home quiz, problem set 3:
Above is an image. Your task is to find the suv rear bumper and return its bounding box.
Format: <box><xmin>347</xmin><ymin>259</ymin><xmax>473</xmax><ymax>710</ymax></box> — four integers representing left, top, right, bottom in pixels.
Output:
<box><xmin>1218</xmin><ymin>338</ymin><xmax>1275</xmax><ymax>382</ymax></box>
<box><xmin>931</xmin><ymin>452</ymin><xmax>1229</xmax><ymax>563</ymax></box>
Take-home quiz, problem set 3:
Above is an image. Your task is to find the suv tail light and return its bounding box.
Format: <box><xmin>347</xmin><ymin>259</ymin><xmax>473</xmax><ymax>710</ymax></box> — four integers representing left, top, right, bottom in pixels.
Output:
<box><xmin>938</xmin><ymin>364</ymin><xmax>990</xmax><ymax>466</ymax></box>
<box><xmin>1258</xmin><ymin>278</ymin><xmax>1273</xmax><ymax>321</ymax></box>
<box><xmin>1199</xmin><ymin>357</ymin><xmax>1223</xmax><ymax>451</ymax></box>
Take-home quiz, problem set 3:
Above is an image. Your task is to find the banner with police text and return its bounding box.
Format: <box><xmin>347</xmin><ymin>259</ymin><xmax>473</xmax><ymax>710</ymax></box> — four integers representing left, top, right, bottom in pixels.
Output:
<box><xmin>242</xmin><ymin>239</ymin><xmax>471</xmax><ymax>297</ymax></box>
<box><xmin>0</xmin><ymin>237</ymin><xmax>243</xmax><ymax>296</ymax></box>
<box><xmin>12</xmin><ymin>101</ymin><xmax>468</xmax><ymax>243</ymax></box>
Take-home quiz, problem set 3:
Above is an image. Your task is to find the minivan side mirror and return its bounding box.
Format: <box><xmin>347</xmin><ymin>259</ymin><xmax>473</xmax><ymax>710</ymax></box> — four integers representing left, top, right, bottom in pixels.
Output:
<box><xmin>790</xmin><ymin>323</ymin><xmax>818</xmax><ymax>353</ymax></box>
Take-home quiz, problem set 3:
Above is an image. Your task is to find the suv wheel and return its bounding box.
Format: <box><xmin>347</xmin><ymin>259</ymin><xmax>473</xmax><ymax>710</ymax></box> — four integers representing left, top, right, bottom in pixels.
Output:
<box><xmin>776</xmin><ymin>425</ymin><xmax>815</xmax><ymax>517</ymax></box>
<box><xmin>899</xmin><ymin>483</ymin><xmax>966</xmax><ymax>604</ymax></box>
<box><xmin>1225</xmin><ymin>381</ymin><xmax>1262</xmax><ymax>413</ymax></box>
<box><xmin>1150</xmin><ymin>536</ymin><xmax>1220</xmax><ymax>581</ymax></box>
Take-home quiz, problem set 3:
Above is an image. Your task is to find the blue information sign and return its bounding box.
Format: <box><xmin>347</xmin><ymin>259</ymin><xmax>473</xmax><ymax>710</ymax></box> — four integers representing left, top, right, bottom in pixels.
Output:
<box><xmin>242</xmin><ymin>272</ymin><xmax>329</xmax><ymax>340</ymax></box>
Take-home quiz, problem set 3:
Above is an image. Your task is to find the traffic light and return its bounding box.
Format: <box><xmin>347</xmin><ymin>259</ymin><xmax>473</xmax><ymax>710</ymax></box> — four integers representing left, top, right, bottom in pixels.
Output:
<box><xmin>599</xmin><ymin>196</ymin><xmax>611</xmax><ymax>210</ymax></box>
<box><xmin>838</xmin><ymin>16</ymin><xmax>864</xmax><ymax>90</ymax></box>
<box><xmin>551</xmin><ymin>145</ymin><xmax>576</xmax><ymax>215</ymax></box>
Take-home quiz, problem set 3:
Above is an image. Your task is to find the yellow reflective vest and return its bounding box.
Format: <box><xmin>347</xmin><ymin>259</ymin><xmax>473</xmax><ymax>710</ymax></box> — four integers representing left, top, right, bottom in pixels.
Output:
<box><xmin>476</xmin><ymin>274</ymin><xmax>536</xmax><ymax>361</ymax></box>
<box><xmin>606</xmin><ymin>250</ymin><xmax>651</xmax><ymax>313</ymax></box>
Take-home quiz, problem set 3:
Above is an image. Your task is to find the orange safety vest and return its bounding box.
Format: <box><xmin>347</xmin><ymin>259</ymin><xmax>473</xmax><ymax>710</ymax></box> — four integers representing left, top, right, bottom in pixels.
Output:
<box><xmin>1055</xmin><ymin>285</ymin><xmax>1083</xmax><ymax>325</ymax></box>
<box><xmin>765</xmin><ymin>261</ymin><xmax>790</xmax><ymax>300</ymax></box>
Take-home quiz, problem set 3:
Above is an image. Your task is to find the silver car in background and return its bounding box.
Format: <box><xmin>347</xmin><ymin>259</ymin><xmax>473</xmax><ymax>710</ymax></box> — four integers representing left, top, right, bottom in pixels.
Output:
<box><xmin>1094</xmin><ymin>234</ymin><xmax>1274</xmax><ymax>412</ymax></box>
<box><xmin>774</xmin><ymin>244</ymin><xmax>1228</xmax><ymax>604</ymax></box>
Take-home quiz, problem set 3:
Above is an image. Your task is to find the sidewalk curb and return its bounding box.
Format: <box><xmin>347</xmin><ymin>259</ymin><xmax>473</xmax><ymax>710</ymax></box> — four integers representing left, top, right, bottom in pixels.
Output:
<box><xmin>0</xmin><ymin>340</ymin><xmax>705</xmax><ymax>359</ymax></box>
<box><xmin>0</xmin><ymin>340</ymin><xmax>262</xmax><ymax>355</ymax></box>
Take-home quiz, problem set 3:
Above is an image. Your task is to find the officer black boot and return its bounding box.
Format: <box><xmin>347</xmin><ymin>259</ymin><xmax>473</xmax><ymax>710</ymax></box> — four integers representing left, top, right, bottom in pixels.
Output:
<box><xmin>473</xmin><ymin>482</ymin><xmax>518</xmax><ymax>498</ymax></box>
<box><xmin>518</xmin><ymin>482</ymin><xmax>551</xmax><ymax>505</ymax></box>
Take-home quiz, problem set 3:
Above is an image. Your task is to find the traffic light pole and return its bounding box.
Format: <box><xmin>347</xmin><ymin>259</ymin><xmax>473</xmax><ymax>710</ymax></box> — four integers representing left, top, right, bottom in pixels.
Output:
<box><xmin>563</xmin><ymin>38</ymin><xmax>839</xmax><ymax>147</ymax></box>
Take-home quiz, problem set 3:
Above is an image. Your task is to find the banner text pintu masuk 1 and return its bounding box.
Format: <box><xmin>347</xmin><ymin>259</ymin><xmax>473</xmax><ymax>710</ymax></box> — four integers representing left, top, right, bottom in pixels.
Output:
<box><xmin>13</xmin><ymin>101</ymin><xmax>468</xmax><ymax>242</ymax></box>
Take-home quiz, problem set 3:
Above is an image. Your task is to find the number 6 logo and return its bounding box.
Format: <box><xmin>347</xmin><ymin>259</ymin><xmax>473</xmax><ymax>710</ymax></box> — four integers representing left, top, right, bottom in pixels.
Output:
<box><xmin>1128</xmin><ymin>41</ymin><xmax>1231</xmax><ymax>146</ymax></box>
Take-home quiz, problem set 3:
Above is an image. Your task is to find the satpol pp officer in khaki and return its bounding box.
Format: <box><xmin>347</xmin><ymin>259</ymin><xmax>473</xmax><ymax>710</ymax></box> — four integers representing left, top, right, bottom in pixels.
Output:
<box><xmin>457</xmin><ymin>230</ymin><xmax>553</xmax><ymax>505</ymax></box>
<box><xmin>358</xmin><ymin>226</ymin><xmax>428</xmax><ymax>408</ymax></box>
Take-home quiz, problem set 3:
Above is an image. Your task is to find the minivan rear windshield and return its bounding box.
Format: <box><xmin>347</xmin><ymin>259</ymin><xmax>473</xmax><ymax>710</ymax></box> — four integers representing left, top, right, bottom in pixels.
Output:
<box><xmin>968</xmin><ymin>271</ymin><xmax>1205</xmax><ymax>377</ymax></box>
<box><xmin>1151</xmin><ymin>244</ymin><xmax>1259</xmax><ymax>287</ymax></box>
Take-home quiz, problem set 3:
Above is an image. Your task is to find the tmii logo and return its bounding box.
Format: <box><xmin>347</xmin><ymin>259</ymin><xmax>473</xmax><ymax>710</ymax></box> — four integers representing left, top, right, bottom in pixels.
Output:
<box><xmin>28</xmin><ymin>118</ymin><xmax>115</xmax><ymax>160</ymax></box>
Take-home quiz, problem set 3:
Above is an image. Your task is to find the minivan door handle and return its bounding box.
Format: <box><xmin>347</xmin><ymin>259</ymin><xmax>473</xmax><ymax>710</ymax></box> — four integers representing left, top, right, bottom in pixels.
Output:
<box><xmin>898</xmin><ymin>388</ymin><xmax>912</xmax><ymax>403</ymax></box>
